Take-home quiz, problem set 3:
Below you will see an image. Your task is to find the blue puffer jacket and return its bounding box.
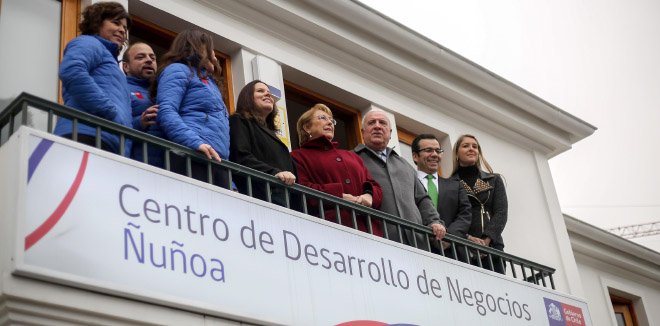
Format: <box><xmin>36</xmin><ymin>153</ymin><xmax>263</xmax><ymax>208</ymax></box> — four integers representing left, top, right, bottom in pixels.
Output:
<box><xmin>155</xmin><ymin>63</ymin><xmax>229</xmax><ymax>159</ymax></box>
<box><xmin>127</xmin><ymin>76</ymin><xmax>153</xmax><ymax>131</ymax></box>
<box><xmin>54</xmin><ymin>35</ymin><xmax>132</xmax><ymax>155</ymax></box>
<box><xmin>126</xmin><ymin>76</ymin><xmax>163</xmax><ymax>164</ymax></box>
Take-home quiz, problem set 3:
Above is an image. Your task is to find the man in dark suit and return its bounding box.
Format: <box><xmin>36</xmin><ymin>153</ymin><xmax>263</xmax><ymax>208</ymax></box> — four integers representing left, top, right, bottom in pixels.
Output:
<box><xmin>412</xmin><ymin>134</ymin><xmax>472</xmax><ymax>263</ymax></box>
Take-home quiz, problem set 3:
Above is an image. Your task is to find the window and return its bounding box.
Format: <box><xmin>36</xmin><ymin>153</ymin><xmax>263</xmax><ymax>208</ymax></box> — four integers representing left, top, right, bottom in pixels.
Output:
<box><xmin>396</xmin><ymin>127</ymin><xmax>417</xmax><ymax>169</ymax></box>
<box><xmin>284</xmin><ymin>81</ymin><xmax>362</xmax><ymax>150</ymax></box>
<box><xmin>59</xmin><ymin>5</ymin><xmax>234</xmax><ymax>110</ymax></box>
<box><xmin>129</xmin><ymin>16</ymin><xmax>234</xmax><ymax>113</ymax></box>
<box><xmin>611</xmin><ymin>294</ymin><xmax>638</xmax><ymax>326</ymax></box>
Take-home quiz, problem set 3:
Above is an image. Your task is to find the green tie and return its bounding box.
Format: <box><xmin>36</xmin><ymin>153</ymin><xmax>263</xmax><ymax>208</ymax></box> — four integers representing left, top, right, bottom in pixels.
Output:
<box><xmin>426</xmin><ymin>174</ymin><xmax>438</xmax><ymax>209</ymax></box>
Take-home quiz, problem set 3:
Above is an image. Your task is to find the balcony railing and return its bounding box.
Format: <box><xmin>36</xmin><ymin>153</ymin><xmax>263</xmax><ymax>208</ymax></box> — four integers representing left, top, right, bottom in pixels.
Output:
<box><xmin>0</xmin><ymin>92</ymin><xmax>556</xmax><ymax>289</ymax></box>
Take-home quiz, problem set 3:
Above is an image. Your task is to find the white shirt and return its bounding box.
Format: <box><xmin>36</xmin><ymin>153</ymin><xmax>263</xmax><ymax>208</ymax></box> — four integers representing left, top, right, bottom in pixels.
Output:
<box><xmin>417</xmin><ymin>170</ymin><xmax>438</xmax><ymax>192</ymax></box>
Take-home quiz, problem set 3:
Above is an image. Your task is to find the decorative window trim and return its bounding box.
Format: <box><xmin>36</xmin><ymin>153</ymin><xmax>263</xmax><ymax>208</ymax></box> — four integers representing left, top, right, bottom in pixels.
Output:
<box><xmin>59</xmin><ymin>0</ymin><xmax>81</xmax><ymax>104</ymax></box>
<box><xmin>610</xmin><ymin>294</ymin><xmax>639</xmax><ymax>326</ymax></box>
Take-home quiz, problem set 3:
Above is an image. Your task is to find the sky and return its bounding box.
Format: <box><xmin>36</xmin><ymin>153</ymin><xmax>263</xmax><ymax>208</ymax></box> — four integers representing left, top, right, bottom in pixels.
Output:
<box><xmin>359</xmin><ymin>0</ymin><xmax>660</xmax><ymax>252</ymax></box>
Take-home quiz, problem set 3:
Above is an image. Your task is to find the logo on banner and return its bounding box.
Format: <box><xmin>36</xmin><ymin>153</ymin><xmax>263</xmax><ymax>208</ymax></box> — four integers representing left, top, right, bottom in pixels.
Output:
<box><xmin>544</xmin><ymin>298</ymin><xmax>584</xmax><ymax>326</ymax></box>
<box><xmin>25</xmin><ymin>139</ymin><xmax>89</xmax><ymax>250</ymax></box>
<box><xmin>336</xmin><ymin>322</ymin><xmax>417</xmax><ymax>326</ymax></box>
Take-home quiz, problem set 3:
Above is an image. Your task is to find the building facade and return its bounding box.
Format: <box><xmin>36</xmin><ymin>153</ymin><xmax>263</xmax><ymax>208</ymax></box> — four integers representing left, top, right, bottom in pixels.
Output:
<box><xmin>3</xmin><ymin>0</ymin><xmax>649</xmax><ymax>325</ymax></box>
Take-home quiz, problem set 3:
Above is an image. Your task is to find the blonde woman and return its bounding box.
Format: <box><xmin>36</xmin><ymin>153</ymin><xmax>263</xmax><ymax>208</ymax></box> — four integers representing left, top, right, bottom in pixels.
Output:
<box><xmin>451</xmin><ymin>134</ymin><xmax>508</xmax><ymax>273</ymax></box>
<box><xmin>291</xmin><ymin>104</ymin><xmax>383</xmax><ymax>236</ymax></box>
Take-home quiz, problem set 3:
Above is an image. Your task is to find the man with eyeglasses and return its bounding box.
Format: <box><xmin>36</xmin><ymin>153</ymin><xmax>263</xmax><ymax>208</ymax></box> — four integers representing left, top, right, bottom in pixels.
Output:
<box><xmin>354</xmin><ymin>110</ymin><xmax>446</xmax><ymax>250</ymax></box>
<box><xmin>412</xmin><ymin>134</ymin><xmax>471</xmax><ymax>262</ymax></box>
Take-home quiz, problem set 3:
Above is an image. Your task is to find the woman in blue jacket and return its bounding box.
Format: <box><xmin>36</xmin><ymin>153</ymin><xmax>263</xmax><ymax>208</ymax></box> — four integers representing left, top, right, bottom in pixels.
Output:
<box><xmin>149</xmin><ymin>29</ymin><xmax>230</xmax><ymax>188</ymax></box>
<box><xmin>54</xmin><ymin>2</ymin><xmax>132</xmax><ymax>155</ymax></box>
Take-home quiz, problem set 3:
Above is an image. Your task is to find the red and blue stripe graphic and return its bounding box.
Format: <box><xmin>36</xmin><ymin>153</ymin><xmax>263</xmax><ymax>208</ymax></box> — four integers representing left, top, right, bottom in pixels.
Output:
<box><xmin>25</xmin><ymin>139</ymin><xmax>89</xmax><ymax>250</ymax></box>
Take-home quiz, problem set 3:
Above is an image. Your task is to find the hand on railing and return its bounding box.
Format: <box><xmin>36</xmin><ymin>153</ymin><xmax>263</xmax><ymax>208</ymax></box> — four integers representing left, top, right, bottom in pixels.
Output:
<box><xmin>274</xmin><ymin>171</ymin><xmax>296</xmax><ymax>185</ymax></box>
<box><xmin>431</xmin><ymin>223</ymin><xmax>446</xmax><ymax>241</ymax></box>
<box><xmin>467</xmin><ymin>235</ymin><xmax>486</xmax><ymax>246</ymax></box>
<box><xmin>342</xmin><ymin>193</ymin><xmax>373</xmax><ymax>208</ymax></box>
<box><xmin>197</xmin><ymin>143</ymin><xmax>221</xmax><ymax>162</ymax></box>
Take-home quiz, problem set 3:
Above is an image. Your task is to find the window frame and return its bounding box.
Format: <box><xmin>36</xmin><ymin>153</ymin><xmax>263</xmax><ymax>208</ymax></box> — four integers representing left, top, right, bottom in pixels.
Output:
<box><xmin>610</xmin><ymin>294</ymin><xmax>639</xmax><ymax>326</ymax></box>
<box><xmin>128</xmin><ymin>16</ymin><xmax>235</xmax><ymax>113</ymax></box>
<box><xmin>59</xmin><ymin>0</ymin><xmax>82</xmax><ymax>104</ymax></box>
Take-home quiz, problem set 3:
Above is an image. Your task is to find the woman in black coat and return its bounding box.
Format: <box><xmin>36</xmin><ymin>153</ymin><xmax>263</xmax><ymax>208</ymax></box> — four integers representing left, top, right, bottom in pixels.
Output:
<box><xmin>450</xmin><ymin>134</ymin><xmax>508</xmax><ymax>274</ymax></box>
<box><xmin>229</xmin><ymin>80</ymin><xmax>298</xmax><ymax>207</ymax></box>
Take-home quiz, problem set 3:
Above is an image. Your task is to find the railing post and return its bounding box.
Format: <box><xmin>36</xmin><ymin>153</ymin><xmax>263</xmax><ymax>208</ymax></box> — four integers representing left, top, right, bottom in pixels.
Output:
<box><xmin>509</xmin><ymin>260</ymin><xmax>517</xmax><ymax>278</ymax></box>
<box><xmin>119</xmin><ymin>134</ymin><xmax>125</xmax><ymax>156</ymax></box>
<box><xmin>207</xmin><ymin>162</ymin><xmax>213</xmax><ymax>184</ymax></box>
<box><xmin>96</xmin><ymin>127</ymin><xmax>102</xmax><ymax>149</ymax></box>
<box><xmin>142</xmin><ymin>142</ymin><xmax>148</xmax><ymax>164</ymax></box>
<box><xmin>410</xmin><ymin>229</ymin><xmax>418</xmax><ymax>249</ymax></box>
<box><xmin>302</xmin><ymin>194</ymin><xmax>308</xmax><ymax>214</ymax></box>
<box><xmin>366</xmin><ymin>214</ymin><xmax>373</xmax><ymax>235</ymax></box>
<box><xmin>165</xmin><ymin>149</ymin><xmax>171</xmax><ymax>171</ymax></box>
<box><xmin>72</xmin><ymin>118</ymin><xmax>78</xmax><ymax>141</ymax></box>
<box><xmin>549</xmin><ymin>274</ymin><xmax>556</xmax><ymax>290</ymax></box>
<box><xmin>351</xmin><ymin>210</ymin><xmax>358</xmax><ymax>230</ymax></box>
<box><xmin>47</xmin><ymin>110</ymin><xmax>54</xmax><ymax>133</ymax></box>
<box><xmin>9</xmin><ymin>110</ymin><xmax>15</xmax><ymax>135</ymax></box>
<box><xmin>21</xmin><ymin>102</ymin><xmax>28</xmax><ymax>125</ymax></box>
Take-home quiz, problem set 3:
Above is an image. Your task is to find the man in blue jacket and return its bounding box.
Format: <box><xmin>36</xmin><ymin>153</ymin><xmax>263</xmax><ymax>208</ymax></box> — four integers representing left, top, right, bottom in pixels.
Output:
<box><xmin>122</xmin><ymin>42</ymin><xmax>159</xmax><ymax>162</ymax></box>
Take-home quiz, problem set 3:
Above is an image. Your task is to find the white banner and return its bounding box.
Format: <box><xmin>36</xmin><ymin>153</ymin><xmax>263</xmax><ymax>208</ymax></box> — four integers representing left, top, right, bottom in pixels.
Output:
<box><xmin>12</xmin><ymin>130</ymin><xmax>592</xmax><ymax>326</ymax></box>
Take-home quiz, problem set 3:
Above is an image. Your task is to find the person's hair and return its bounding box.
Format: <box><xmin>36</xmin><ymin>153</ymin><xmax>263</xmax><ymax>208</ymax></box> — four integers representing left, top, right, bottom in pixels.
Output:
<box><xmin>235</xmin><ymin>80</ymin><xmax>278</xmax><ymax>132</ymax></box>
<box><xmin>412</xmin><ymin>134</ymin><xmax>438</xmax><ymax>153</ymax></box>
<box><xmin>411</xmin><ymin>134</ymin><xmax>439</xmax><ymax>166</ymax></box>
<box><xmin>361</xmin><ymin>108</ymin><xmax>390</xmax><ymax>129</ymax></box>
<box><xmin>122</xmin><ymin>42</ymin><xmax>147</xmax><ymax>63</ymax></box>
<box><xmin>150</xmin><ymin>29</ymin><xmax>222</xmax><ymax>100</ymax></box>
<box><xmin>79</xmin><ymin>2</ymin><xmax>131</xmax><ymax>50</ymax></box>
<box><xmin>451</xmin><ymin>134</ymin><xmax>495</xmax><ymax>176</ymax></box>
<box><xmin>296</xmin><ymin>104</ymin><xmax>332</xmax><ymax>147</ymax></box>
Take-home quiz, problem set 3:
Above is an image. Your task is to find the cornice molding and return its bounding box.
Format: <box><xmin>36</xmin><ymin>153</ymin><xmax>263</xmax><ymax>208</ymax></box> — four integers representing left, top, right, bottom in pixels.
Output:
<box><xmin>187</xmin><ymin>0</ymin><xmax>595</xmax><ymax>155</ymax></box>
<box><xmin>565</xmin><ymin>214</ymin><xmax>660</xmax><ymax>282</ymax></box>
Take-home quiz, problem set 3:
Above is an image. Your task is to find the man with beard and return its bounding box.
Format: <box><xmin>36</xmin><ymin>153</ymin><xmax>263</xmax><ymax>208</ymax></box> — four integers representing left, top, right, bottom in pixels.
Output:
<box><xmin>354</xmin><ymin>109</ymin><xmax>446</xmax><ymax>250</ymax></box>
<box><xmin>122</xmin><ymin>42</ymin><xmax>158</xmax><ymax>161</ymax></box>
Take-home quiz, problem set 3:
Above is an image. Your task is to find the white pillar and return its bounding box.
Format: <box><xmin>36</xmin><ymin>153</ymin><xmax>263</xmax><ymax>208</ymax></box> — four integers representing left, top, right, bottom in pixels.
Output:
<box><xmin>230</xmin><ymin>52</ymin><xmax>292</xmax><ymax>150</ymax></box>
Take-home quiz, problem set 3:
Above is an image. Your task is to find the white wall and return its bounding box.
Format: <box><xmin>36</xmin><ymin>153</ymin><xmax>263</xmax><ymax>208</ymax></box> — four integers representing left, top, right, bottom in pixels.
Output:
<box><xmin>0</xmin><ymin>0</ymin><xmax>585</xmax><ymax>297</ymax></box>
<box><xmin>575</xmin><ymin>254</ymin><xmax>659</xmax><ymax>326</ymax></box>
<box><xmin>0</xmin><ymin>0</ymin><xmax>61</xmax><ymax>130</ymax></box>
<box><xmin>126</xmin><ymin>0</ymin><xmax>585</xmax><ymax>295</ymax></box>
<box><xmin>568</xmin><ymin>216</ymin><xmax>660</xmax><ymax>326</ymax></box>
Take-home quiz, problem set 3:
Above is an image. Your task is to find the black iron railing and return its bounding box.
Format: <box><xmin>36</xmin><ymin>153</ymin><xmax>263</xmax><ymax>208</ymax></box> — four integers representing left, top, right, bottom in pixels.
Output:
<box><xmin>0</xmin><ymin>93</ymin><xmax>556</xmax><ymax>289</ymax></box>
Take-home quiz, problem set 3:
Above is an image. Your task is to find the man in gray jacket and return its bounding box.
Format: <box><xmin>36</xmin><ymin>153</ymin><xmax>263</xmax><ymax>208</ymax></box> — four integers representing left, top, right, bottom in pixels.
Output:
<box><xmin>354</xmin><ymin>110</ymin><xmax>446</xmax><ymax>250</ymax></box>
